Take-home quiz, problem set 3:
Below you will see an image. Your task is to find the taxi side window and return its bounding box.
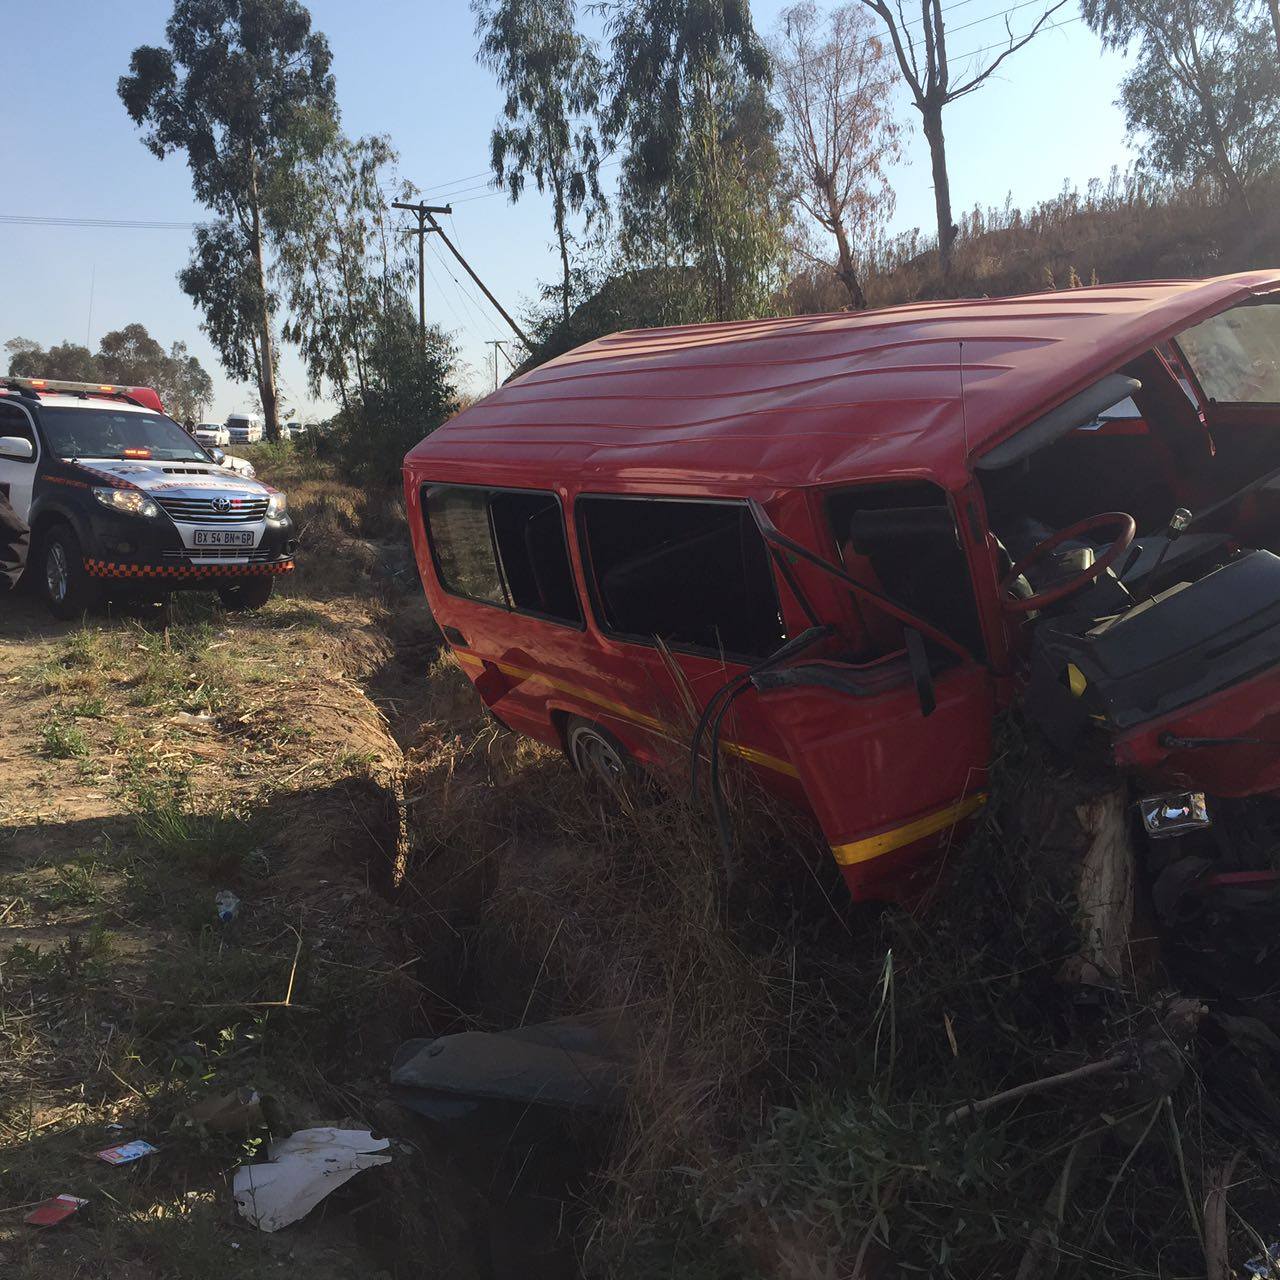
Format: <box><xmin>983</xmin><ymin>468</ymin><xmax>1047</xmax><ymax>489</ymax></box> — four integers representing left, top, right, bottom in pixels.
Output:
<box><xmin>423</xmin><ymin>483</ymin><xmax>581</xmax><ymax>625</ymax></box>
<box><xmin>0</xmin><ymin>403</ymin><xmax>36</xmax><ymax>459</ymax></box>
<box><xmin>578</xmin><ymin>496</ymin><xmax>784</xmax><ymax>659</ymax></box>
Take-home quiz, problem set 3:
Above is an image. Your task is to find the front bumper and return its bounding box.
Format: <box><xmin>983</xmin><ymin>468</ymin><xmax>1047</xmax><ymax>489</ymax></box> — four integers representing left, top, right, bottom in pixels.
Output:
<box><xmin>83</xmin><ymin>508</ymin><xmax>297</xmax><ymax>589</ymax></box>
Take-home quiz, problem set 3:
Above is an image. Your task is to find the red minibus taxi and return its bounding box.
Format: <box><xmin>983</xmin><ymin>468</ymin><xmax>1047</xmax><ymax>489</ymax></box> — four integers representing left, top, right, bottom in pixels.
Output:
<box><xmin>405</xmin><ymin>272</ymin><xmax>1280</xmax><ymax>903</ymax></box>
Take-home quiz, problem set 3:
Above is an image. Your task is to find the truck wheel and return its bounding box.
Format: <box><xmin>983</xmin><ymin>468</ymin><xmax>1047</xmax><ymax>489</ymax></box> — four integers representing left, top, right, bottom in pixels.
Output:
<box><xmin>565</xmin><ymin>717</ymin><xmax>640</xmax><ymax>799</ymax></box>
<box><xmin>40</xmin><ymin>524</ymin><xmax>101</xmax><ymax>620</ymax></box>
<box><xmin>217</xmin><ymin>578</ymin><xmax>274</xmax><ymax>611</ymax></box>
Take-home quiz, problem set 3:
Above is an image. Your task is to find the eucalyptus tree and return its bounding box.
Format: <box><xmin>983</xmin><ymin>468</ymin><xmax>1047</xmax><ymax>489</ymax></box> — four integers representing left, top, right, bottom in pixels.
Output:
<box><xmin>473</xmin><ymin>0</ymin><xmax>604</xmax><ymax>329</ymax></box>
<box><xmin>605</xmin><ymin>0</ymin><xmax>788</xmax><ymax>322</ymax></box>
<box><xmin>272</xmin><ymin>134</ymin><xmax>416</xmax><ymax>409</ymax></box>
<box><xmin>1083</xmin><ymin>0</ymin><xmax>1280</xmax><ymax>206</ymax></box>
<box><xmin>119</xmin><ymin>0</ymin><xmax>337</xmax><ymax>440</ymax></box>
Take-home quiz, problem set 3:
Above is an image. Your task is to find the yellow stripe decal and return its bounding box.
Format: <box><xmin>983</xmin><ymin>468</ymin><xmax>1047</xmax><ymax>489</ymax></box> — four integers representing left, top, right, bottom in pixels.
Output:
<box><xmin>831</xmin><ymin>793</ymin><xmax>988</xmax><ymax>866</ymax></box>
<box><xmin>722</xmin><ymin>741</ymin><xmax>801</xmax><ymax>779</ymax></box>
<box><xmin>451</xmin><ymin>649</ymin><xmax>799</xmax><ymax>778</ymax></box>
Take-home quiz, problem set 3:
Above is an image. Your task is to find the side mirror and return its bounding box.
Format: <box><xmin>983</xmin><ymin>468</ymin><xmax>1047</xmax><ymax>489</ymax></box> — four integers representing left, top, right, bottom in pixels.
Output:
<box><xmin>0</xmin><ymin>436</ymin><xmax>34</xmax><ymax>461</ymax></box>
<box><xmin>209</xmin><ymin>448</ymin><xmax>226</xmax><ymax>464</ymax></box>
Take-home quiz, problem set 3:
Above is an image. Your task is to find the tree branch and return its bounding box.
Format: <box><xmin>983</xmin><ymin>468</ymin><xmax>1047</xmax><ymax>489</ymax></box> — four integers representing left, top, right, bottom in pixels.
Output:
<box><xmin>950</xmin><ymin>0</ymin><xmax>1071</xmax><ymax>99</ymax></box>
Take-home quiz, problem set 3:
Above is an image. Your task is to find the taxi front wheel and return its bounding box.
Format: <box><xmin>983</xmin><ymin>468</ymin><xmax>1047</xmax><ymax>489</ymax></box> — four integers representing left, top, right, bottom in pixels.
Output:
<box><xmin>217</xmin><ymin>578</ymin><xmax>274</xmax><ymax>611</ymax></box>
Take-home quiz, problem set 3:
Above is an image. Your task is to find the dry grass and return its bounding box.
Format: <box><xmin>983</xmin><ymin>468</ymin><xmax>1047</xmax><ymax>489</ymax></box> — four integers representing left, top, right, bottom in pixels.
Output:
<box><xmin>783</xmin><ymin>171</ymin><xmax>1280</xmax><ymax>314</ymax></box>
<box><xmin>398</xmin><ymin>686</ymin><xmax>1279</xmax><ymax>1279</ymax></box>
<box><xmin>0</xmin><ymin>461</ymin><xmax>449</xmax><ymax>1279</ymax></box>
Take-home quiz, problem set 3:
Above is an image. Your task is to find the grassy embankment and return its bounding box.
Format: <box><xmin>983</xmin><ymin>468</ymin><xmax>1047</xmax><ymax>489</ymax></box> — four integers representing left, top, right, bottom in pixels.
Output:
<box><xmin>2</xmin><ymin>444</ymin><xmax>1275</xmax><ymax>1279</ymax></box>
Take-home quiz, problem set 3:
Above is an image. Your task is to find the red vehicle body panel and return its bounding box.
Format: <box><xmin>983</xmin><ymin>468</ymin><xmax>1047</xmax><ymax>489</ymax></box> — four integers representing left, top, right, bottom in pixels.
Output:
<box><xmin>1115</xmin><ymin>666</ymin><xmax>1280</xmax><ymax>797</ymax></box>
<box><xmin>404</xmin><ymin>272</ymin><xmax>1280</xmax><ymax>901</ymax></box>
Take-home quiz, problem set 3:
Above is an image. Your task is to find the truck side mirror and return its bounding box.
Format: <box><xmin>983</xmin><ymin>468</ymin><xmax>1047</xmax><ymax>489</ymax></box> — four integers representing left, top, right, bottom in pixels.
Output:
<box><xmin>904</xmin><ymin>628</ymin><xmax>937</xmax><ymax>718</ymax></box>
<box><xmin>209</xmin><ymin>448</ymin><xmax>226</xmax><ymax>464</ymax></box>
<box><xmin>0</xmin><ymin>436</ymin><xmax>34</xmax><ymax>461</ymax></box>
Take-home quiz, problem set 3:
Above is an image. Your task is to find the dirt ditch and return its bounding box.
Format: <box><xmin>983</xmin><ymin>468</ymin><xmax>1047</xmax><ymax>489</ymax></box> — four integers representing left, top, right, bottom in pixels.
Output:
<box><xmin>0</xmin><ymin>512</ymin><xmax>610</xmax><ymax>1280</ymax></box>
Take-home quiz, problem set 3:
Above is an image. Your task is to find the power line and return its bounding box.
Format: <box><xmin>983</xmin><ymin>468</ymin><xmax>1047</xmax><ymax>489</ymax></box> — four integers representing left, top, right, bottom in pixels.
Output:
<box><xmin>0</xmin><ymin>214</ymin><xmax>196</xmax><ymax>229</ymax></box>
<box><xmin>417</xmin><ymin>167</ymin><xmax>494</xmax><ymax>197</ymax></box>
<box><xmin>427</xmin><ymin>235</ymin><xmax>506</xmax><ymax>343</ymax></box>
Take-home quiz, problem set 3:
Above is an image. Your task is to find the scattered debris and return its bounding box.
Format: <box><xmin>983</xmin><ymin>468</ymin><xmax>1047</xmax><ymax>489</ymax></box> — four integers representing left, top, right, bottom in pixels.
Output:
<box><xmin>1243</xmin><ymin>1241</ymin><xmax>1280</xmax><ymax>1279</ymax></box>
<box><xmin>391</xmin><ymin>1017</ymin><xmax>634</xmax><ymax>1119</ymax></box>
<box><xmin>95</xmin><ymin>1139</ymin><xmax>158</xmax><ymax>1165</ymax></box>
<box><xmin>24</xmin><ymin>1195</ymin><xmax>88</xmax><ymax>1227</ymax></box>
<box><xmin>232</xmin><ymin>1127</ymin><xmax>391</xmax><ymax>1232</ymax></box>
<box><xmin>183</xmin><ymin>1087</ymin><xmax>263</xmax><ymax>1133</ymax></box>
<box><xmin>214</xmin><ymin>889</ymin><xmax>240</xmax><ymax>923</ymax></box>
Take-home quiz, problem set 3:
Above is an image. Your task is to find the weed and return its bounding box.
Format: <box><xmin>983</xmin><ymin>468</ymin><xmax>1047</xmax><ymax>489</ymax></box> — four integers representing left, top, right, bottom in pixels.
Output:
<box><xmin>41</xmin><ymin>717</ymin><xmax>89</xmax><ymax>759</ymax></box>
<box><xmin>134</xmin><ymin>796</ymin><xmax>262</xmax><ymax>884</ymax></box>
<box><xmin>41</xmin><ymin>855</ymin><xmax>106</xmax><ymax>909</ymax></box>
<box><xmin>4</xmin><ymin>924</ymin><xmax>112</xmax><ymax>985</ymax></box>
<box><xmin>70</xmin><ymin>694</ymin><xmax>107</xmax><ymax>718</ymax></box>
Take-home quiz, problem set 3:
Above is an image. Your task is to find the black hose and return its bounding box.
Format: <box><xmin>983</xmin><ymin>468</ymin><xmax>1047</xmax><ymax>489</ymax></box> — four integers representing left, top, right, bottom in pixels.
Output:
<box><xmin>688</xmin><ymin>625</ymin><xmax>833</xmax><ymax>864</ymax></box>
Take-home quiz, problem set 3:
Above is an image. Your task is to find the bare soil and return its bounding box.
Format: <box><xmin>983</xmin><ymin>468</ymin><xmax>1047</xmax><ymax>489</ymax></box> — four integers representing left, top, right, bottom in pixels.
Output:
<box><xmin>0</xmin><ymin>498</ymin><xmax>496</xmax><ymax>1278</ymax></box>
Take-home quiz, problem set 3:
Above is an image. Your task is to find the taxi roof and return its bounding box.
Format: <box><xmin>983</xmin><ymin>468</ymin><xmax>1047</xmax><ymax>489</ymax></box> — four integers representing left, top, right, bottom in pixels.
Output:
<box><xmin>406</xmin><ymin>271</ymin><xmax>1280</xmax><ymax>494</ymax></box>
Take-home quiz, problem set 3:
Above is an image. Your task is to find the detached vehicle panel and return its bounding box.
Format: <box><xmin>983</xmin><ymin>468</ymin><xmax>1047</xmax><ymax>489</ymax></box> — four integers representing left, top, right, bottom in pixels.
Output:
<box><xmin>403</xmin><ymin>271</ymin><xmax>1280</xmax><ymax>902</ymax></box>
<box><xmin>0</xmin><ymin>378</ymin><xmax>296</xmax><ymax>617</ymax></box>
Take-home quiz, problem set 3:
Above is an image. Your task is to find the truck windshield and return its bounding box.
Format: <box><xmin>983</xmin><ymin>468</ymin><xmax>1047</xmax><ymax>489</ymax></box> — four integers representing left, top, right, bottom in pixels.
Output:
<box><xmin>38</xmin><ymin>407</ymin><xmax>211</xmax><ymax>463</ymax></box>
<box><xmin>1177</xmin><ymin>301</ymin><xmax>1280</xmax><ymax>404</ymax></box>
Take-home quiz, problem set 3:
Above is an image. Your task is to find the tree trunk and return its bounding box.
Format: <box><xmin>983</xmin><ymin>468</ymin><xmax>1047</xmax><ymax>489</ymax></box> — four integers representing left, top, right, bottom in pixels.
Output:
<box><xmin>248</xmin><ymin>154</ymin><xmax>280</xmax><ymax>442</ymax></box>
<box><xmin>551</xmin><ymin>167</ymin><xmax>572</xmax><ymax>331</ymax></box>
<box><xmin>1268</xmin><ymin>0</ymin><xmax>1280</xmax><ymax>62</ymax></box>
<box><xmin>1184</xmin><ymin>34</ymin><xmax>1251</xmax><ymax>212</ymax></box>
<box><xmin>824</xmin><ymin>178</ymin><xmax>868</xmax><ymax>310</ymax></box>
<box><xmin>921</xmin><ymin>103</ymin><xmax>956</xmax><ymax>276</ymax></box>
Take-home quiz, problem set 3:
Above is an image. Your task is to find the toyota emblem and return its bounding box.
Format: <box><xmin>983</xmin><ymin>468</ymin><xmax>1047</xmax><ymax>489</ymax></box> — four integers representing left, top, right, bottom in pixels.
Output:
<box><xmin>212</xmin><ymin>496</ymin><xmax>232</xmax><ymax>513</ymax></box>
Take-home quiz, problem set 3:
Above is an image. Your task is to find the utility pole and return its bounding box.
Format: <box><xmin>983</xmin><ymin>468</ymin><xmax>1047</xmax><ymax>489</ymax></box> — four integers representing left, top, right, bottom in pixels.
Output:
<box><xmin>392</xmin><ymin>201</ymin><xmax>453</xmax><ymax>346</ymax></box>
<box><xmin>422</xmin><ymin>211</ymin><xmax>531</xmax><ymax>349</ymax></box>
<box><xmin>486</xmin><ymin>340</ymin><xmax>508</xmax><ymax>392</ymax></box>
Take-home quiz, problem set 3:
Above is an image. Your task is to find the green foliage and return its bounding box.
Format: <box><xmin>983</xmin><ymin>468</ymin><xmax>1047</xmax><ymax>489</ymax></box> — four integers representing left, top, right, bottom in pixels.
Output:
<box><xmin>40</xmin><ymin>718</ymin><xmax>89</xmax><ymax>760</ymax></box>
<box><xmin>326</xmin><ymin>308</ymin><xmax>460</xmax><ymax>484</ymax></box>
<box><xmin>272</xmin><ymin>132</ymin><xmax>416</xmax><ymax>406</ymax></box>
<box><xmin>1083</xmin><ymin>0</ymin><xmax>1280</xmax><ymax>198</ymax></box>
<box><xmin>474</xmin><ymin>0</ymin><xmax>605</xmax><ymax>326</ymax></box>
<box><xmin>97</xmin><ymin>323</ymin><xmax>215</xmax><ymax>422</ymax></box>
<box><xmin>5</xmin><ymin>337</ymin><xmax>99</xmax><ymax>381</ymax></box>
<box><xmin>604</xmin><ymin>0</ymin><xmax>790</xmax><ymax>322</ymax></box>
<box><xmin>6</xmin><ymin>324</ymin><xmax>214</xmax><ymax>421</ymax></box>
<box><xmin>119</xmin><ymin>0</ymin><xmax>339</xmax><ymax>438</ymax></box>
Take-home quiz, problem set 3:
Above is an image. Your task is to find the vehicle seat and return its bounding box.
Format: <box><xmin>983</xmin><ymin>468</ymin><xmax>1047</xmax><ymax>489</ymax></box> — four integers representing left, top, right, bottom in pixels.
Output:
<box><xmin>839</xmin><ymin>539</ymin><xmax>904</xmax><ymax>654</ymax></box>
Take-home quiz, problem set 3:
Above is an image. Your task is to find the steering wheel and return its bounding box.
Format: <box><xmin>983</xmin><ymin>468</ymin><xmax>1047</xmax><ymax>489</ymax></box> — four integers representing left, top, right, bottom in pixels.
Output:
<box><xmin>1000</xmin><ymin>512</ymin><xmax>1136</xmax><ymax>614</ymax></box>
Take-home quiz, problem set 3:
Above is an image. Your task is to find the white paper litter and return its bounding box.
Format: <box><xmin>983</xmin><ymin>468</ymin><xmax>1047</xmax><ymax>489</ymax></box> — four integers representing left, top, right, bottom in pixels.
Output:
<box><xmin>232</xmin><ymin>1127</ymin><xmax>391</xmax><ymax>1232</ymax></box>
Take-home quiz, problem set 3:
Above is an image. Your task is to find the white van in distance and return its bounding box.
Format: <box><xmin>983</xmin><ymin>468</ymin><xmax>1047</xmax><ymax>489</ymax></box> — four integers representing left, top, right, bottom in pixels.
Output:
<box><xmin>226</xmin><ymin>413</ymin><xmax>263</xmax><ymax>444</ymax></box>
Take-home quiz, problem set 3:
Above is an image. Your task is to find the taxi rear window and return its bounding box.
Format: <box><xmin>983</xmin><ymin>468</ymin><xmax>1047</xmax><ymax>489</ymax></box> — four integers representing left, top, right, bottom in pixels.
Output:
<box><xmin>422</xmin><ymin>484</ymin><xmax>581</xmax><ymax>626</ymax></box>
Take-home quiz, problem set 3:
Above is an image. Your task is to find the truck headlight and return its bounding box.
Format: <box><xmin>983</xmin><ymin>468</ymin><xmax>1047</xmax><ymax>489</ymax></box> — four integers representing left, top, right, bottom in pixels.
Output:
<box><xmin>266</xmin><ymin>492</ymin><xmax>287</xmax><ymax>519</ymax></box>
<box><xmin>93</xmin><ymin>487</ymin><xmax>160</xmax><ymax>518</ymax></box>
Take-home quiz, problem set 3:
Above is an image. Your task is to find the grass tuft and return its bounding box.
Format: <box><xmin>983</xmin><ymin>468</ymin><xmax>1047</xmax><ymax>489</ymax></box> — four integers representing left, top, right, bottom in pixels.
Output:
<box><xmin>40</xmin><ymin>716</ymin><xmax>90</xmax><ymax>759</ymax></box>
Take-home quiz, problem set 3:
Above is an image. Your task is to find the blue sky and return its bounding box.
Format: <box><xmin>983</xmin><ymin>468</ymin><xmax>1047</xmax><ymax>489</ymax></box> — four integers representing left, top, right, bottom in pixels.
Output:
<box><xmin>0</xmin><ymin>0</ymin><xmax>1133</xmax><ymax>419</ymax></box>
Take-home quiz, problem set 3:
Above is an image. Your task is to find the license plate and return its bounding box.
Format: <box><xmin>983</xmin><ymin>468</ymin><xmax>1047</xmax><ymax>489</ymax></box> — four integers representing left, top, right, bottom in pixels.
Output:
<box><xmin>193</xmin><ymin>529</ymin><xmax>255</xmax><ymax>547</ymax></box>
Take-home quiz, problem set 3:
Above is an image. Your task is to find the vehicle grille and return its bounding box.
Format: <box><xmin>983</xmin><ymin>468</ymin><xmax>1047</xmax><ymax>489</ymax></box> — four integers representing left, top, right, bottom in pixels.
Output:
<box><xmin>155</xmin><ymin>495</ymin><xmax>268</xmax><ymax>523</ymax></box>
<box><xmin>162</xmin><ymin>547</ymin><xmax>275</xmax><ymax>561</ymax></box>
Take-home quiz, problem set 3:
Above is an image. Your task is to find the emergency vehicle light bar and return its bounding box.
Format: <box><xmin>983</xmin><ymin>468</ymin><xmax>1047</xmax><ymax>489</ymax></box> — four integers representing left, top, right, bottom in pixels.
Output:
<box><xmin>1</xmin><ymin>377</ymin><xmax>165</xmax><ymax>413</ymax></box>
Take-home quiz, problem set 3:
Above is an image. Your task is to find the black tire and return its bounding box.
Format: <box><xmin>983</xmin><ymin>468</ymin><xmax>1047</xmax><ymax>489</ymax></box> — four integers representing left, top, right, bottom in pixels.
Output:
<box><xmin>217</xmin><ymin>577</ymin><xmax>274</xmax><ymax>611</ymax></box>
<box><xmin>565</xmin><ymin>716</ymin><xmax>640</xmax><ymax>799</ymax></box>
<box><xmin>40</xmin><ymin>523</ymin><xmax>101</xmax><ymax>620</ymax></box>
